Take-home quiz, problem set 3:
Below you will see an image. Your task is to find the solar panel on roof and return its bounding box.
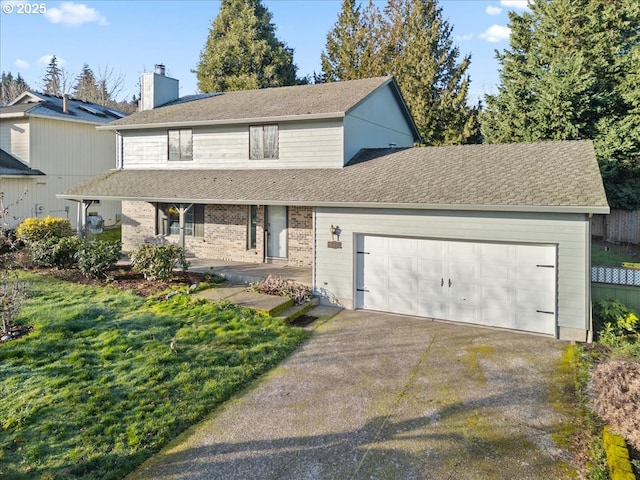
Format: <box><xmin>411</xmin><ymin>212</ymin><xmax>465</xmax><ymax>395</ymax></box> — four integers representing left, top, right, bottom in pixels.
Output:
<box><xmin>78</xmin><ymin>105</ymin><xmax>106</xmax><ymax>116</ymax></box>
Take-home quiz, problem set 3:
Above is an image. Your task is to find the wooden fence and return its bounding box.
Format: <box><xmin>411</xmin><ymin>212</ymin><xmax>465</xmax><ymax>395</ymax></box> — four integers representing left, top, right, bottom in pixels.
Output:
<box><xmin>591</xmin><ymin>209</ymin><xmax>640</xmax><ymax>244</ymax></box>
<box><xmin>592</xmin><ymin>284</ymin><xmax>640</xmax><ymax>314</ymax></box>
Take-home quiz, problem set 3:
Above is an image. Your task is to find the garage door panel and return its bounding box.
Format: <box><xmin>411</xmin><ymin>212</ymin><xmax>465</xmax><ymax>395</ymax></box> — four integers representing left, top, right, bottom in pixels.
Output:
<box><xmin>356</xmin><ymin>235</ymin><xmax>556</xmax><ymax>335</ymax></box>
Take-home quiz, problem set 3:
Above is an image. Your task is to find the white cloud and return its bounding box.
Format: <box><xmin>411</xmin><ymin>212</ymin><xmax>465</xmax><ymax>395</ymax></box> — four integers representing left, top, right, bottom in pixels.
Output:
<box><xmin>486</xmin><ymin>5</ymin><xmax>503</xmax><ymax>15</ymax></box>
<box><xmin>479</xmin><ymin>24</ymin><xmax>511</xmax><ymax>42</ymax></box>
<box><xmin>44</xmin><ymin>2</ymin><xmax>107</xmax><ymax>26</ymax></box>
<box><xmin>15</xmin><ymin>59</ymin><xmax>29</xmax><ymax>69</ymax></box>
<box><xmin>37</xmin><ymin>55</ymin><xmax>66</xmax><ymax>67</ymax></box>
<box><xmin>500</xmin><ymin>0</ymin><xmax>531</xmax><ymax>9</ymax></box>
<box><xmin>456</xmin><ymin>34</ymin><xmax>474</xmax><ymax>41</ymax></box>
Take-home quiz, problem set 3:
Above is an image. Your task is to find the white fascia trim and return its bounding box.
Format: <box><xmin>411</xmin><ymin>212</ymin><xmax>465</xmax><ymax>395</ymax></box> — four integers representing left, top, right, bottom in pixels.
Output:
<box><xmin>56</xmin><ymin>194</ymin><xmax>610</xmax><ymax>215</ymax></box>
<box><xmin>26</xmin><ymin>113</ymin><xmax>109</xmax><ymax>126</ymax></box>
<box><xmin>96</xmin><ymin>112</ymin><xmax>346</xmax><ymax>131</ymax></box>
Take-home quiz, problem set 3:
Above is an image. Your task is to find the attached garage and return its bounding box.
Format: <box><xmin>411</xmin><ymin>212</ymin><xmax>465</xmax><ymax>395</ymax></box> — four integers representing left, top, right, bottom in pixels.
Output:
<box><xmin>312</xmin><ymin>141</ymin><xmax>610</xmax><ymax>341</ymax></box>
<box><xmin>355</xmin><ymin>235</ymin><xmax>557</xmax><ymax>335</ymax></box>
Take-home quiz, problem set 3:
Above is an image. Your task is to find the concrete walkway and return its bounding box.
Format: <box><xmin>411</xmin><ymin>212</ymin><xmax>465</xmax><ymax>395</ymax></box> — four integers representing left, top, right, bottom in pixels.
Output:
<box><xmin>188</xmin><ymin>258</ymin><xmax>312</xmax><ymax>286</ymax></box>
<box><xmin>128</xmin><ymin>311</ymin><xmax>576</xmax><ymax>480</ymax></box>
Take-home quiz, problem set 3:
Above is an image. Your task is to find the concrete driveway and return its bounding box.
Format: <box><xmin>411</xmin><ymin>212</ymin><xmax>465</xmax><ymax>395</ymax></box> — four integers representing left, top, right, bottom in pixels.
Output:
<box><xmin>128</xmin><ymin>311</ymin><xmax>577</xmax><ymax>480</ymax></box>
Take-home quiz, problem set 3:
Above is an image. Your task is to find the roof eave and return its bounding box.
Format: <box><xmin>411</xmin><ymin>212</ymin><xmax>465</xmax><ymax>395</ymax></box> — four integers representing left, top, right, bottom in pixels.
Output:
<box><xmin>26</xmin><ymin>112</ymin><xmax>110</xmax><ymax>126</ymax></box>
<box><xmin>98</xmin><ymin>112</ymin><xmax>346</xmax><ymax>131</ymax></box>
<box><xmin>0</xmin><ymin>111</ymin><xmax>28</xmax><ymax>119</ymax></box>
<box><xmin>57</xmin><ymin>192</ymin><xmax>610</xmax><ymax>215</ymax></box>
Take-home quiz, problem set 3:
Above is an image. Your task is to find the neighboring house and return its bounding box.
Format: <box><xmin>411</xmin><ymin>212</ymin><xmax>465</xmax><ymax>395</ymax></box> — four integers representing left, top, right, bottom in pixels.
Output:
<box><xmin>0</xmin><ymin>91</ymin><xmax>125</xmax><ymax>230</ymax></box>
<box><xmin>63</xmin><ymin>69</ymin><xmax>609</xmax><ymax>341</ymax></box>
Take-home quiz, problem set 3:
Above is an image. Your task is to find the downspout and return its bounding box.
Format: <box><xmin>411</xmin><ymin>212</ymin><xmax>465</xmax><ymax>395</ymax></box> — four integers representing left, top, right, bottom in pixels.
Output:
<box><xmin>587</xmin><ymin>213</ymin><xmax>594</xmax><ymax>343</ymax></box>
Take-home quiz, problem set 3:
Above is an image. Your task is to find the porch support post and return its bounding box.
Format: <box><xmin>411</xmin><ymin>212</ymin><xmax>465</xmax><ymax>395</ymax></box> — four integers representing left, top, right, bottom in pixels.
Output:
<box><xmin>174</xmin><ymin>203</ymin><xmax>193</xmax><ymax>252</ymax></box>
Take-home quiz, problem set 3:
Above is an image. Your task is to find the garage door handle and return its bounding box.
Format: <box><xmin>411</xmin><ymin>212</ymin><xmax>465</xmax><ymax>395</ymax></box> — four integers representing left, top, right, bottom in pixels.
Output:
<box><xmin>536</xmin><ymin>264</ymin><xmax>555</xmax><ymax>268</ymax></box>
<box><xmin>536</xmin><ymin>310</ymin><xmax>555</xmax><ymax>315</ymax></box>
<box><xmin>357</xmin><ymin>288</ymin><xmax>369</xmax><ymax>292</ymax></box>
<box><xmin>441</xmin><ymin>278</ymin><xmax>444</xmax><ymax>287</ymax></box>
<box><xmin>448</xmin><ymin>279</ymin><xmax>452</xmax><ymax>288</ymax></box>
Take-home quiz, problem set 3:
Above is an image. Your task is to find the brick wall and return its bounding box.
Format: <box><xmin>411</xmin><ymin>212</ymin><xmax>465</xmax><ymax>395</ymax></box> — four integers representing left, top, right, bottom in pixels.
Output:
<box><xmin>122</xmin><ymin>202</ymin><xmax>312</xmax><ymax>266</ymax></box>
<box><xmin>121</xmin><ymin>201</ymin><xmax>156</xmax><ymax>252</ymax></box>
<box><xmin>288</xmin><ymin>206</ymin><xmax>313</xmax><ymax>266</ymax></box>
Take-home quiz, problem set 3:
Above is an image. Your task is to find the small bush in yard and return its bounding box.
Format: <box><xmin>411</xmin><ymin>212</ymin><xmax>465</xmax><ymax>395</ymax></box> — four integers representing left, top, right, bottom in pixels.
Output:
<box><xmin>250</xmin><ymin>275</ymin><xmax>312</xmax><ymax>305</ymax></box>
<box><xmin>594</xmin><ymin>299</ymin><xmax>639</xmax><ymax>337</ymax></box>
<box><xmin>77</xmin><ymin>240</ymin><xmax>121</xmax><ymax>278</ymax></box>
<box><xmin>29</xmin><ymin>235</ymin><xmax>83</xmax><ymax>268</ymax></box>
<box><xmin>15</xmin><ymin>216</ymin><xmax>74</xmax><ymax>243</ymax></box>
<box><xmin>591</xmin><ymin>360</ymin><xmax>640</xmax><ymax>451</ymax></box>
<box><xmin>130</xmin><ymin>243</ymin><xmax>189</xmax><ymax>280</ymax></box>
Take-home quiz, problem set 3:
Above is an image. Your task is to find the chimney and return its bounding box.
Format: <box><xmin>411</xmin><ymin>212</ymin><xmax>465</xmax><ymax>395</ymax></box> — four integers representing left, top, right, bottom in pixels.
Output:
<box><xmin>140</xmin><ymin>64</ymin><xmax>179</xmax><ymax>111</ymax></box>
<box><xmin>62</xmin><ymin>94</ymin><xmax>68</xmax><ymax>114</ymax></box>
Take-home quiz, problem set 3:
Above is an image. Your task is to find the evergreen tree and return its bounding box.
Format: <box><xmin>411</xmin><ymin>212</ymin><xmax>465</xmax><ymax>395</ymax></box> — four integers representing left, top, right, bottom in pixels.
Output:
<box><xmin>481</xmin><ymin>0</ymin><xmax>640</xmax><ymax>209</ymax></box>
<box><xmin>383</xmin><ymin>0</ymin><xmax>477</xmax><ymax>145</ymax></box>
<box><xmin>195</xmin><ymin>0</ymin><xmax>297</xmax><ymax>92</ymax></box>
<box><xmin>320</xmin><ymin>0</ymin><xmax>479</xmax><ymax>145</ymax></box>
<box><xmin>42</xmin><ymin>55</ymin><xmax>62</xmax><ymax>95</ymax></box>
<box><xmin>1</xmin><ymin>71</ymin><xmax>30</xmax><ymax>105</ymax></box>
<box><xmin>73</xmin><ymin>64</ymin><xmax>98</xmax><ymax>102</ymax></box>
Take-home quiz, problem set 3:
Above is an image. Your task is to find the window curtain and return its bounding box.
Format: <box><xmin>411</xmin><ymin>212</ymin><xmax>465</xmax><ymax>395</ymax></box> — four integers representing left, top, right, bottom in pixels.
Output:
<box><xmin>263</xmin><ymin>125</ymin><xmax>278</xmax><ymax>159</ymax></box>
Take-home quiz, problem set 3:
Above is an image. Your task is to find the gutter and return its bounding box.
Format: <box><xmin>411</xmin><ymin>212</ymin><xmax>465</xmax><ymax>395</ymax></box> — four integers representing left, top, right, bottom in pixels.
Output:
<box><xmin>56</xmin><ymin>193</ymin><xmax>610</xmax><ymax>215</ymax></box>
<box><xmin>96</xmin><ymin>112</ymin><xmax>346</xmax><ymax>131</ymax></box>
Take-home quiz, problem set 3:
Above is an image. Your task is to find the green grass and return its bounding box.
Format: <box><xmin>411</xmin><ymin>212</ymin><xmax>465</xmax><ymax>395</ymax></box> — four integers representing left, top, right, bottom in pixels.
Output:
<box><xmin>92</xmin><ymin>226</ymin><xmax>121</xmax><ymax>243</ymax></box>
<box><xmin>592</xmin><ymin>244</ymin><xmax>640</xmax><ymax>267</ymax></box>
<box><xmin>0</xmin><ymin>272</ymin><xmax>308</xmax><ymax>479</ymax></box>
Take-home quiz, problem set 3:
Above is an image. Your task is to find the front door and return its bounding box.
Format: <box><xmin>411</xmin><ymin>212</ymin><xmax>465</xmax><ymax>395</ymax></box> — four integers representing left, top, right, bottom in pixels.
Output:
<box><xmin>267</xmin><ymin>206</ymin><xmax>287</xmax><ymax>258</ymax></box>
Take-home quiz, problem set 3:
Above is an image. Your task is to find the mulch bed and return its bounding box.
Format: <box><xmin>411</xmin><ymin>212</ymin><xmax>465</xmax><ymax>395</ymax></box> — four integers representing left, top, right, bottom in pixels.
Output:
<box><xmin>26</xmin><ymin>264</ymin><xmax>209</xmax><ymax>298</ymax></box>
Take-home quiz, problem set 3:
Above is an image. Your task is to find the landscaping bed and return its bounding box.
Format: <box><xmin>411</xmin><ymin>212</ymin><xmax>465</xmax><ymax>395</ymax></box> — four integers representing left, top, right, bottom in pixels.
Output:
<box><xmin>0</xmin><ymin>272</ymin><xmax>308</xmax><ymax>479</ymax></box>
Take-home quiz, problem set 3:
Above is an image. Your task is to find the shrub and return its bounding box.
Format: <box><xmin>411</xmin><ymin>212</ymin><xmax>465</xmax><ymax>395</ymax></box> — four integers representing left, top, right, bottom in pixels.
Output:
<box><xmin>594</xmin><ymin>299</ymin><xmax>639</xmax><ymax>338</ymax></box>
<box><xmin>77</xmin><ymin>240</ymin><xmax>121</xmax><ymax>278</ymax></box>
<box><xmin>249</xmin><ymin>275</ymin><xmax>312</xmax><ymax>305</ymax></box>
<box><xmin>0</xmin><ymin>270</ymin><xmax>28</xmax><ymax>335</ymax></box>
<box><xmin>29</xmin><ymin>235</ymin><xmax>83</xmax><ymax>268</ymax></box>
<box><xmin>15</xmin><ymin>216</ymin><xmax>74</xmax><ymax>243</ymax></box>
<box><xmin>130</xmin><ymin>243</ymin><xmax>189</xmax><ymax>281</ymax></box>
<box><xmin>591</xmin><ymin>360</ymin><xmax>640</xmax><ymax>451</ymax></box>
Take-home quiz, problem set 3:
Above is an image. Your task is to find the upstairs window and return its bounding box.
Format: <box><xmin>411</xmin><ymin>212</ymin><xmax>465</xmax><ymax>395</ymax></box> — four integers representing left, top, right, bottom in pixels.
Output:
<box><xmin>168</xmin><ymin>129</ymin><xmax>193</xmax><ymax>161</ymax></box>
<box><xmin>249</xmin><ymin>125</ymin><xmax>278</xmax><ymax>159</ymax></box>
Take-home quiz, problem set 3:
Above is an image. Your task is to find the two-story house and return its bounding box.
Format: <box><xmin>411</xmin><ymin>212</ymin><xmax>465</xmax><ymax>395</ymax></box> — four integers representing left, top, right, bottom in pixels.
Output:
<box><xmin>0</xmin><ymin>91</ymin><xmax>125</xmax><ymax>230</ymax></box>
<box><xmin>63</xmin><ymin>69</ymin><xmax>609</xmax><ymax>341</ymax></box>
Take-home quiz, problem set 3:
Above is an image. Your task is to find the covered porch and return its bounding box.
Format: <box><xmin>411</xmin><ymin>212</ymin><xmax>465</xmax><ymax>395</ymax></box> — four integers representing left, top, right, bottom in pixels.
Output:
<box><xmin>174</xmin><ymin>257</ymin><xmax>311</xmax><ymax>286</ymax></box>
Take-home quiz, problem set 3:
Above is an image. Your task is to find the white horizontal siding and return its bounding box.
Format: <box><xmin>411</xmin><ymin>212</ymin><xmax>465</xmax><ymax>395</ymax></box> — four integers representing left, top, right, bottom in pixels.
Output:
<box><xmin>314</xmin><ymin>208</ymin><xmax>589</xmax><ymax>334</ymax></box>
<box><xmin>122</xmin><ymin>119</ymin><xmax>344</xmax><ymax>170</ymax></box>
<box><xmin>0</xmin><ymin>119</ymin><xmax>30</xmax><ymax>164</ymax></box>
<box><xmin>29</xmin><ymin>117</ymin><xmax>116</xmax><ymax>175</ymax></box>
<box><xmin>344</xmin><ymin>84</ymin><xmax>415</xmax><ymax>163</ymax></box>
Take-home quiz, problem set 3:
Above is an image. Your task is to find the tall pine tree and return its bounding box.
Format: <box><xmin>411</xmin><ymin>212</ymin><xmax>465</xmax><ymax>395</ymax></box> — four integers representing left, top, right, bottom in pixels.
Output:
<box><xmin>195</xmin><ymin>0</ymin><xmax>297</xmax><ymax>92</ymax></box>
<box><xmin>42</xmin><ymin>55</ymin><xmax>62</xmax><ymax>95</ymax></box>
<box><xmin>73</xmin><ymin>64</ymin><xmax>99</xmax><ymax>102</ymax></box>
<box><xmin>321</xmin><ymin>0</ymin><xmax>479</xmax><ymax>145</ymax></box>
<box><xmin>481</xmin><ymin>0</ymin><xmax>640</xmax><ymax>209</ymax></box>
<box><xmin>1</xmin><ymin>72</ymin><xmax>30</xmax><ymax>105</ymax></box>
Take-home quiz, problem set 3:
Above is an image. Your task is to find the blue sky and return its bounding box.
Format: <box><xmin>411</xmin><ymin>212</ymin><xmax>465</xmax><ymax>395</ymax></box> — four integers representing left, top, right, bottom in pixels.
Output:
<box><xmin>0</xmin><ymin>0</ymin><xmax>530</xmax><ymax>104</ymax></box>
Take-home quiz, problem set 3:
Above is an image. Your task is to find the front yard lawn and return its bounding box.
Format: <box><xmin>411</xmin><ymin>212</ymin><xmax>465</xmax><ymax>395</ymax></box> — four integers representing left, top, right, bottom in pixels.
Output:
<box><xmin>0</xmin><ymin>272</ymin><xmax>308</xmax><ymax>479</ymax></box>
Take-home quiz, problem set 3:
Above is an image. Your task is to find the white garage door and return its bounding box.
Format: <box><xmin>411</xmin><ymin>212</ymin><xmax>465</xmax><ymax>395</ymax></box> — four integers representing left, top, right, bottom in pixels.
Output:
<box><xmin>355</xmin><ymin>235</ymin><xmax>557</xmax><ymax>335</ymax></box>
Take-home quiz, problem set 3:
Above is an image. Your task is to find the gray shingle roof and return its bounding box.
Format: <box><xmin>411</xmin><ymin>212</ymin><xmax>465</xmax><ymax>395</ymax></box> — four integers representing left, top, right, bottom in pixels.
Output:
<box><xmin>0</xmin><ymin>148</ymin><xmax>45</xmax><ymax>176</ymax></box>
<box><xmin>62</xmin><ymin>140</ymin><xmax>609</xmax><ymax>214</ymax></box>
<box><xmin>102</xmin><ymin>77</ymin><xmax>416</xmax><ymax>132</ymax></box>
<box><xmin>0</xmin><ymin>91</ymin><xmax>126</xmax><ymax>124</ymax></box>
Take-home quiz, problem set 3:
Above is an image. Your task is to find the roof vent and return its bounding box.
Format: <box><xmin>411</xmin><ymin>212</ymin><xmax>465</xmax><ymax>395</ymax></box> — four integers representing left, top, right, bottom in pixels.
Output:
<box><xmin>155</xmin><ymin>64</ymin><xmax>166</xmax><ymax>76</ymax></box>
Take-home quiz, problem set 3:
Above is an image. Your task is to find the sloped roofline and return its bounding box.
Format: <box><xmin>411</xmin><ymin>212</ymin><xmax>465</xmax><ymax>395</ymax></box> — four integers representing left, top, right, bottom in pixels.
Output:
<box><xmin>96</xmin><ymin>77</ymin><xmax>421</xmax><ymax>142</ymax></box>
